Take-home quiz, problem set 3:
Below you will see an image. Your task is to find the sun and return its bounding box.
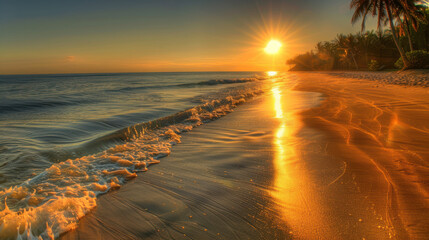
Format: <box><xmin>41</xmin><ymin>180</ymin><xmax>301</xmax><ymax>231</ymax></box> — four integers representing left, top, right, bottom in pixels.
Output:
<box><xmin>264</xmin><ymin>40</ymin><xmax>282</xmax><ymax>54</ymax></box>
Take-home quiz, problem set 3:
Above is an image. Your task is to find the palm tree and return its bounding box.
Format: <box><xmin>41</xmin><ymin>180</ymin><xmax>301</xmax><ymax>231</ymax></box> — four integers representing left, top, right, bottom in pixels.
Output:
<box><xmin>316</xmin><ymin>41</ymin><xmax>340</xmax><ymax>69</ymax></box>
<box><xmin>414</xmin><ymin>8</ymin><xmax>429</xmax><ymax>51</ymax></box>
<box><xmin>356</xmin><ymin>31</ymin><xmax>379</xmax><ymax>65</ymax></box>
<box><xmin>394</xmin><ymin>8</ymin><xmax>415</xmax><ymax>51</ymax></box>
<box><xmin>375</xmin><ymin>29</ymin><xmax>396</xmax><ymax>60</ymax></box>
<box><xmin>393</xmin><ymin>3</ymin><xmax>424</xmax><ymax>51</ymax></box>
<box><xmin>350</xmin><ymin>0</ymin><xmax>421</xmax><ymax>69</ymax></box>
<box><xmin>335</xmin><ymin>34</ymin><xmax>360</xmax><ymax>69</ymax></box>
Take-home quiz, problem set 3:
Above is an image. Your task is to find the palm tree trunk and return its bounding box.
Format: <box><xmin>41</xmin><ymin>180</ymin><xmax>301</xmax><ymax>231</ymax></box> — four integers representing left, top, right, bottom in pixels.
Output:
<box><xmin>352</xmin><ymin>54</ymin><xmax>359</xmax><ymax>70</ymax></box>
<box><xmin>386</xmin><ymin>5</ymin><xmax>411</xmax><ymax>69</ymax></box>
<box><xmin>407</xmin><ymin>30</ymin><xmax>414</xmax><ymax>51</ymax></box>
<box><xmin>404</xmin><ymin>18</ymin><xmax>414</xmax><ymax>51</ymax></box>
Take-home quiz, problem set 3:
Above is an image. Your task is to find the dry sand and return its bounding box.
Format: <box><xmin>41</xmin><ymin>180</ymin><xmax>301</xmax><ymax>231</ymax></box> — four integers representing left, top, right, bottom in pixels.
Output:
<box><xmin>62</xmin><ymin>72</ymin><xmax>429</xmax><ymax>240</ymax></box>
<box><xmin>328</xmin><ymin>71</ymin><xmax>429</xmax><ymax>87</ymax></box>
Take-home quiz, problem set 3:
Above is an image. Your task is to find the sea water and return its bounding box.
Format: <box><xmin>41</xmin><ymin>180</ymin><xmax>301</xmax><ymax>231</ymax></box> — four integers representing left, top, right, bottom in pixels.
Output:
<box><xmin>0</xmin><ymin>72</ymin><xmax>266</xmax><ymax>239</ymax></box>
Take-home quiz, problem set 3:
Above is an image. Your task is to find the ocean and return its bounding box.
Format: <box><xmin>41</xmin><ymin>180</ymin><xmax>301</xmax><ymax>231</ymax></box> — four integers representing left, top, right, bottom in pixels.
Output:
<box><xmin>0</xmin><ymin>72</ymin><xmax>266</xmax><ymax>239</ymax></box>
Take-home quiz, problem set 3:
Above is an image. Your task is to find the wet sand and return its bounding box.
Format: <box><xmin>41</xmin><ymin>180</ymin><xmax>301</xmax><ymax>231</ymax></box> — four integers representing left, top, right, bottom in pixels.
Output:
<box><xmin>61</xmin><ymin>91</ymin><xmax>296</xmax><ymax>240</ymax></box>
<box><xmin>62</xmin><ymin>73</ymin><xmax>429</xmax><ymax>240</ymax></box>
<box><xmin>295</xmin><ymin>73</ymin><xmax>429</xmax><ymax>240</ymax></box>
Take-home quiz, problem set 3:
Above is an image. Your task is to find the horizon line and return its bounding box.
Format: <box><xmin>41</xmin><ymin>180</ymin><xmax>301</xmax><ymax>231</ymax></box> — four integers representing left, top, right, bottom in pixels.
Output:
<box><xmin>0</xmin><ymin>70</ymin><xmax>269</xmax><ymax>77</ymax></box>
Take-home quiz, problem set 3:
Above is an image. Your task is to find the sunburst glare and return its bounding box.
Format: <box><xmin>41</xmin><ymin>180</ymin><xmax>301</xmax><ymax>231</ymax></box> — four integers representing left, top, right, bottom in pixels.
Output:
<box><xmin>265</xmin><ymin>40</ymin><xmax>282</xmax><ymax>54</ymax></box>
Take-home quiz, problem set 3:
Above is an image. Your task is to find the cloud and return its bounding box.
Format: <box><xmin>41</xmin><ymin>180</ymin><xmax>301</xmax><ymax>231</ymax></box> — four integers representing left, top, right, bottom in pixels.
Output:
<box><xmin>65</xmin><ymin>56</ymin><xmax>75</xmax><ymax>62</ymax></box>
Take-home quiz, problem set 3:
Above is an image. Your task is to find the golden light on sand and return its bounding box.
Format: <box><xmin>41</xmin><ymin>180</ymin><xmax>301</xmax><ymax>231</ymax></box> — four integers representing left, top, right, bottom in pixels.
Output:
<box><xmin>267</xmin><ymin>71</ymin><xmax>278</xmax><ymax>76</ymax></box>
<box><xmin>269</xmin><ymin>79</ymin><xmax>332</xmax><ymax>238</ymax></box>
<box><xmin>264</xmin><ymin>40</ymin><xmax>282</xmax><ymax>54</ymax></box>
<box><xmin>272</xmin><ymin>86</ymin><xmax>283</xmax><ymax>119</ymax></box>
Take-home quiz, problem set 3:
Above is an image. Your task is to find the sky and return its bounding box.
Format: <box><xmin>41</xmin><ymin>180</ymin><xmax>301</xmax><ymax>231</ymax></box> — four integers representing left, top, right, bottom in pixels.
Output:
<box><xmin>0</xmin><ymin>0</ymin><xmax>377</xmax><ymax>74</ymax></box>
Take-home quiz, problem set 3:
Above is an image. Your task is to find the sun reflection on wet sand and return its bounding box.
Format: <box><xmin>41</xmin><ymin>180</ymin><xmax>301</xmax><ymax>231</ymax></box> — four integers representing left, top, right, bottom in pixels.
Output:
<box><xmin>269</xmin><ymin>74</ymin><xmax>335</xmax><ymax>239</ymax></box>
<box><xmin>270</xmin><ymin>77</ymin><xmax>296</xmax><ymax>218</ymax></box>
<box><xmin>272</xmin><ymin>86</ymin><xmax>284</xmax><ymax>119</ymax></box>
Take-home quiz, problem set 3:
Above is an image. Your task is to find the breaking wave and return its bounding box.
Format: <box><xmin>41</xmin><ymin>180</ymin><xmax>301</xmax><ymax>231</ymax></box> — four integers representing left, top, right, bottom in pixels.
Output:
<box><xmin>0</xmin><ymin>83</ymin><xmax>264</xmax><ymax>239</ymax></box>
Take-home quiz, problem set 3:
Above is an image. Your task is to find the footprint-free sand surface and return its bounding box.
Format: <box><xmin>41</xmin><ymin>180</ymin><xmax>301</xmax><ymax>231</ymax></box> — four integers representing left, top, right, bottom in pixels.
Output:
<box><xmin>62</xmin><ymin>72</ymin><xmax>429</xmax><ymax>240</ymax></box>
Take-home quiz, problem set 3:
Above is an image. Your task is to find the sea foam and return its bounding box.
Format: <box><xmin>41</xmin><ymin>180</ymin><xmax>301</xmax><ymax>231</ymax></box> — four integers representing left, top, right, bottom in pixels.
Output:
<box><xmin>0</xmin><ymin>82</ymin><xmax>264</xmax><ymax>239</ymax></box>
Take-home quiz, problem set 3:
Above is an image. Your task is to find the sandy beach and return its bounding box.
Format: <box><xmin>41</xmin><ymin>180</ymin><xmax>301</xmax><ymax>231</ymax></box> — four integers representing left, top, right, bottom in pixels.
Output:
<box><xmin>295</xmin><ymin>72</ymin><xmax>429</xmax><ymax>239</ymax></box>
<box><xmin>328</xmin><ymin>71</ymin><xmax>429</xmax><ymax>88</ymax></box>
<box><xmin>60</xmin><ymin>72</ymin><xmax>429</xmax><ymax>240</ymax></box>
<box><xmin>4</xmin><ymin>1</ymin><xmax>429</xmax><ymax>239</ymax></box>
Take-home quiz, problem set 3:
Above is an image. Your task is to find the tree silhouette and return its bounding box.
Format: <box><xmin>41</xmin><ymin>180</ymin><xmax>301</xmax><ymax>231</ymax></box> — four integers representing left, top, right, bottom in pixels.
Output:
<box><xmin>350</xmin><ymin>0</ymin><xmax>422</xmax><ymax>69</ymax></box>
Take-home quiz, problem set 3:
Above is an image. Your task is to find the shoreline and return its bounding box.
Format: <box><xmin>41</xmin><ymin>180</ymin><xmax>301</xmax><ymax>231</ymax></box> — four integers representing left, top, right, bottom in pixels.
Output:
<box><xmin>61</xmin><ymin>92</ymin><xmax>295</xmax><ymax>239</ymax></box>
<box><xmin>62</xmin><ymin>72</ymin><xmax>429</xmax><ymax>239</ymax></box>
<box><xmin>0</xmin><ymin>73</ymin><xmax>266</xmax><ymax>240</ymax></box>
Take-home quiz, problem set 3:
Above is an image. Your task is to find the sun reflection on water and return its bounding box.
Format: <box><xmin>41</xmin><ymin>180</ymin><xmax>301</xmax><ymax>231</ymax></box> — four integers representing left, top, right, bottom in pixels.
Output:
<box><xmin>267</xmin><ymin>71</ymin><xmax>278</xmax><ymax>77</ymax></box>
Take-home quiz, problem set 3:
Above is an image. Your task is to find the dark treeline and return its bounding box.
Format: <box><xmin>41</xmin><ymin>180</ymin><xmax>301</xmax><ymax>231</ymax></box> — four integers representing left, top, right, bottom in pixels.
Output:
<box><xmin>288</xmin><ymin>3</ymin><xmax>429</xmax><ymax>71</ymax></box>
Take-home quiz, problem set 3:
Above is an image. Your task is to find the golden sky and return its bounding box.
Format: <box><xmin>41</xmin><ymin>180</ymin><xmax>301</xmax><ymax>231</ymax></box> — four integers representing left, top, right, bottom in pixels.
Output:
<box><xmin>0</xmin><ymin>0</ymin><xmax>375</xmax><ymax>74</ymax></box>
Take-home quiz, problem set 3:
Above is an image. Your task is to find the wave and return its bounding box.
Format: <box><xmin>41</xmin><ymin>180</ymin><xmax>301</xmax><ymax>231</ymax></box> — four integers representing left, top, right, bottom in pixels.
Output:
<box><xmin>0</xmin><ymin>99</ymin><xmax>94</xmax><ymax>114</ymax></box>
<box><xmin>0</xmin><ymin>73</ymin><xmax>137</xmax><ymax>81</ymax></box>
<box><xmin>177</xmin><ymin>78</ymin><xmax>259</xmax><ymax>87</ymax></box>
<box><xmin>0</xmin><ymin>83</ymin><xmax>264</xmax><ymax>239</ymax></box>
<box><xmin>107</xmin><ymin>77</ymin><xmax>262</xmax><ymax>93</ymax></box>
<box><xmin>107</xmin><ymin>85</ymin><xmax>163</xmax><ymax>92</ymax></box>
